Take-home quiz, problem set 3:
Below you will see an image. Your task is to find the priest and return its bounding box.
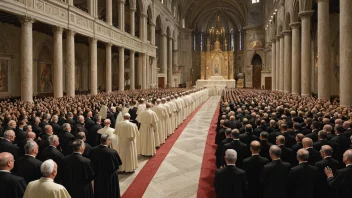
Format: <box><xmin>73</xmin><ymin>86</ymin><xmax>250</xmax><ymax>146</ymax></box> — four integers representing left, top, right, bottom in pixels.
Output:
<box><xmin>98</xmin><ymin>119</ymin><xmax>118</xmax><ymax>152</ymax></box>
<box><xmin>62</xmin><ymin>140</ymin><xmax>95</xmax><ymax>198</ymax></box>
<box><xmin>151</xmin><ymin>99</ymin><xmax>166</xmax><ymax>146</ymax></box>
<box><xmin>161</xmin><ymin>98</ymin><xmax>174</xmax><ymax>136</ymax></box>
<box><xmin>90</xmin><ymin>134</ymin><xmax>122</xmax><ymax>198</ymax></box>
<box><xmin>137</xmin><ymin>103</ymin><xmax>159</xmax><ymax>156</ymax></box>
<box><xmin>114</xmin><ymin>113</ymin><xmax>139</xmax><ymax>172</ymax></box>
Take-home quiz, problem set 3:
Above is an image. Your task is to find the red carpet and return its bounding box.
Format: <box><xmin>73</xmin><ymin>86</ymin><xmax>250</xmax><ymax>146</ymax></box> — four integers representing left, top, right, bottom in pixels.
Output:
<box><xmin>197</xmin><ymin>102</ymin><xmax>220</xmax><ymax>198</ymax></box>
<box><xmin>122</xmin><ymin>98</ymin><xmax>209</xmax><ymax>198</ymax></box>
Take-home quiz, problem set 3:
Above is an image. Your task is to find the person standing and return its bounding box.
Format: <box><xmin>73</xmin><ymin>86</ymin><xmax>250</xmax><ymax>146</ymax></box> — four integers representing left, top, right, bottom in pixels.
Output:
<box><xmin>24</xmin><ymin>159</ymin><xmax>70</xmax><ymax>198</ymax></box>
<box><xmin>90</xmin><ymin>134</ymin><xmax>122</xmax><ymax>198</ymax></box>
<box><xmin>115</xmin><ymin>113</ymin><xmax>139</xmax><ymax>172</ymax></box>
<box><xmin>98</xmin><ymin>119</ymin><xmax>118</xmax><ymax>151</ymax></box>
<box><xmin>0</xmin><ymin>152</ymin><xmax>27</xmax><ymax>198</ymax></box>
<box><xmin>214</xmin><ymin>149</ymin><xmax>247</xmax><ymax>198</ymax></box>
<box><xmin>151</xmin><ymin>99</ymin><xmax>166</xmax><ymax>147</ymax></box>
<box><xmin>62</xmin><ymin>140</ymin><xmax>94</xmax><ymax>198</ymax></box>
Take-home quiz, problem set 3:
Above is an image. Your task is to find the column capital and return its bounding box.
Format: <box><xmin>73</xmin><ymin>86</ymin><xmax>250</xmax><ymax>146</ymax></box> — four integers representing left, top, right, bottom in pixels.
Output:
<box><xmin>149</xmin><ymin>22</ymin><xmax>156</xmax><ymax>27</ymax></box>
<box><xmin>52</xmin><ymin>26</ymin><xmax>64</xmax><ymax>34</ymax></box>
<box><xmin>290</xmin><ymin>22</ymin><xmax>301</xmax><ymax>29</ymax></box>
<box><xmin>271</xmin><ymin>38</ymin><xmax>276</xmax><ymax>43</ymax></box>
<box><xmin>276</xmin><ymin>34</ymin><xmax>283</xmax><ymax>39</ymax></box>
<box><xmin>66</xmin><ymin>29</ymin><xmax>76</xmax><ymax>37</ymax></box>
<box><xmin>19</xmin><ymin>15</ymin><xmax>35</xmax><ymax>26</ymax></box>
<box><xmin>282</xmin><ymin>30</ymin><xmax>292</xmax><ymax>35</ymax></box>
<box><xmin>316</xmin><ymin>0</ymin><xmax>329</xmax><ymax>3</ymax></box>
<box><xmin>130</xmin><ymin>50</ymin><xmax>136</xmax><ymax>55</ymax></box>
<box><xmin>140</xmin><ymin>12</ymin><xmax>148</xmax><ymax>19</ymax></box>
<box><xmin>119</xmin><ymin>0</ymin><xmax>125</xmax><ymax>4</ymax></box>
<box><xmin>105</xmin><ymin>43</ymin><xmax>112</xmax><ymax>48</ymax></box>
<box><xmin>130</xmin><ymin>8</ymin><xmax>137</xmax><ymax>12</ymax></box>
<box><xmin>299</xmin><ymin>10</ymin><xmax>314</xmax><ymax>19</ymax></box>
<box><xmin>89</xmin><ymin>38</ymin><xmax>98</xmax><ymax>44</ymax></box>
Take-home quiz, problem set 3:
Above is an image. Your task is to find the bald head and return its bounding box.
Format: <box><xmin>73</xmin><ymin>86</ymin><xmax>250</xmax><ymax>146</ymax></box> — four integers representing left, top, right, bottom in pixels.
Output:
<box><xmin>250</xmin><ymin>141</ymin><xmax>261</xmax><ymax>154</ymax></box>
<box><xmin>0</xmin><ymin>152</ymin><xmax>14</xmax><ymax>171</ymax></box>
<box><xmin>3</xmin><ymin>130</ymin><xmax>15</xmax><ymax>142</ymax></box>
<box><xmin>343</xmin><ymin>149</ymin><xmax>352</xmax><ymax>165</ymax></box>
<box><xmin>104</xmin><ymin>119</ymin><xmax>111</xmax><ymax>127</ymax></box>
<box><xmin>146</xmin><ymin>103</ymin><xmax>152</xmax><ymax>108</ymax></box>
<box><xmin>302</xmin><ymin>137</ymin><xmax>313</xmax><ymax>148</ymax></box>
<box><xmin>26</xmin><ymin>132</ymin><xmax>36</xmax><ymax>141</ymax></box>
<box><xmin>297</xmin><ymin>148</ymin><xmax>309</xmax><ymax>162</ymax></box>
<box><xmin>320</xmin><ymin>145</ymin><xmax>333</xmax><ymax>157</ymax></box>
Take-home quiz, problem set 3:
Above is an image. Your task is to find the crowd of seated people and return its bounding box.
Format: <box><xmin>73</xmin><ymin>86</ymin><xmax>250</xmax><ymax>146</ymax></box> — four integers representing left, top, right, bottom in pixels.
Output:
<box><xmin>0</xmin><ymin>88</ymin><xmax>205</xmax><ymax>198</ymax></box>
<box><xmin>215</xmin><ymin>88</ymin><xmax>352</xmax><ymax>198</ymax></box>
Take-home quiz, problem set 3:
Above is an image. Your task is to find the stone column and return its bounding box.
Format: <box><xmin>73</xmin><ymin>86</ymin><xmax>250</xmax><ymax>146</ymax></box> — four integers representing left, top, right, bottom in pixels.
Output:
<box><xmin>89</xmin><ymin>38</ymin><xmax>97</xmax><ymax>95</ymax></box>
<box><xmin>105</xmin><ymin>43</ymin><xmax>112</xmax><ymax>92</ymax></box>
<box><xmin>20</xmin><ymin>16</ymin><xmax>35</xmax><ymax>102</ymax></box>
<box><xmin>279</xmin><ymin>34</ymin><xmax>284</xmax><ymax>92</ymax></box>
<box><xmin>168</xmin><ymin>38</ymin><xmax>173</xmax><ymax>87</ymax></box>
<box><xmin>119</xmin><ymin>47</ymin><xmax>124</xmax><ymax>91</ymax></box>
<box><xmin>88</xmin><ymin>0</ymin><xmax>94</xmax><ymax>16</ymax></box>
<box><xmin>275</xmin><ymin>35</ymin><xmax>281</xmax><ymax>91</ymax></box>
<box><xmin>161</xmin><ymin>34</ymin><xmax>168</xmax><ymax>86</ymax></box>
<box><xmin>290</xmin><ymin>22</ymin><xmax>301</xmax><ymax>95</ymax></box>
<box><xmin>340</xmin><ymin>0</ymin><xmax>352</xmax><ymax>106</ymax></box>
<box><xmin>140</xmin><ymin>13</ymin><xmax>147</xmax><ymax>42</ymax></box>
<box><xmin>283</xmin><ymin>30</ymin><xmax>292</xmax><ymax>93</ymax></box>
<box><xmin>53</xmin><ymin>26</ymin><xmax>63</xmax><ymax>98</ymax></box>
<box><xmin>144</xmin><ymin>55</ymin><xmax>148</xmax><ymax>88</ymax></box>
<box><xmin>271</xmin><ymin>39</ymin><xmax>276</xmax><ymax>91</ymax></box>
<box><xmin>317</xmin><ymin>0</ymin><xmax>330</xmax><ymax>99</ymax></box>
<box><xmin>130</xmin><ymin>51</ymin><xmax>135</xmax><ymax>90</ymax></box>
<box><xmin>106</xmin><ymin>0</ymin><xmax>112</xmax><ymax>25</ymax></box>
<box><xmin>66</xmin><ymin>30</ymin><xmax>75</xmax><ymax>97</ymax></box>
<box><xmin>118</xmin><ymin>0</ymin><xmax>125</xmax><ymax>31</ymax></box>
<box><xmin>150</xmin><ymin>23</ymin><xmax>156</xmax><ymax>45</ymax></box>
<box><xmin>138</xmin><ymin>54</ymin><xmax>143</xmax><ymax>88</ymax></box>
<box><xmin>130</xmin><ymin>8</ymin><xmax>136</xmax><ymax>36</ymax></box>
<box><xmin>299</xmin><ymin>10</ymin><xmax>314</xmax><ymax>96</ymax></box>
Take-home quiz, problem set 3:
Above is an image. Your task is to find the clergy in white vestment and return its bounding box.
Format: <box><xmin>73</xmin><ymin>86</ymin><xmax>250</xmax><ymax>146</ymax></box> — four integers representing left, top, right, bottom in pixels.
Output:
<box><xmin>161</xmin><ymin>98</ymin><xmax>173</xmax><ymax>136</ymax></box>
<box><xmin>151</xmin><ymin>99</ymin><xmax>167</xmax><ymax>145</ymax></box>
<box><xmin>136</xmin><ymin>98</ymin><xmax>146</xmax><ymax>115</ymax></box>
<box><xmin>114</xmin><ymin>113</ymin><xmax>139</xmax><ymax>172</ymax></box>
<box><xmin>24</xmin><ymin>159</ymin><xmax>71</xmax><ymax>198</ymax></box>
<box><xmin>174</xmin><ymin>94</ymin><xmax>184</xmax><ymax>126</ymax></box>
<box><xmin>136</xmin><ymin>103</ymin><xmax>159</xmax><ymax>156</ymax></box>
<box><xmin>98</xmin><ymin>119</ymin><xmax>118</xmax><ymax>152</ymax></box>
<box><xmin>166</xmin><ymin>97</ymin><xmax>177</xmax><ymax>131</ymax></box>
<box><xmin>116</xmin><ymin>104</ymin><xmax>130</xmax><ymax>126</ymax></box>
<box><xmin>99</xmin><ymin>104</ymin><xmax>108</xmax><ymax>119</ymax></box>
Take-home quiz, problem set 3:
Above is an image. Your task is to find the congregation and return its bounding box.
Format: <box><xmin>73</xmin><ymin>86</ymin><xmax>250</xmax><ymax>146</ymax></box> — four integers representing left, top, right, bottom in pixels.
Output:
<box><xmin>215</xmin><ymin>88</ymin><xmax>352</xmax><ymax>198</ymax></box>
<box><xmin>0</xmin><ymin>88</ymin><xmax>208</xmax><ymax>198</ymax></box>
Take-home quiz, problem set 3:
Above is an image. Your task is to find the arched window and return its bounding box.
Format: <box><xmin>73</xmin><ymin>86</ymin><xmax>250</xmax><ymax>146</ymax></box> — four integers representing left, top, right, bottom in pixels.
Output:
<box><xmin>252</xmin><ymin>0</ymin><xmax>260</xmax><ymax>4</ymax></box>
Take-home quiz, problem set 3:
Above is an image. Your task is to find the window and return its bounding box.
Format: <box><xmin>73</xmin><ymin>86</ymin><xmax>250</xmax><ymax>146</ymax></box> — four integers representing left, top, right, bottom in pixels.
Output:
<box><xmin>193</xmin><ymin>34</ymin><xmax>197</xmax><ymax>51</ymax></box>
<box><xmin>252</xmin><ymin>0</ymin><xmax>260</xmax><ymax>4</ymax></box>
<box><xmin>200</xmin><ymin>33</ymin><xmax>204</xmax><ymax>51</ymax></box>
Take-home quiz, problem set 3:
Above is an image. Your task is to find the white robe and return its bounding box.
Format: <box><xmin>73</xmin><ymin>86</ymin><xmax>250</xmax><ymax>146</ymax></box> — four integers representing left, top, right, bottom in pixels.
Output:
<box><xmin>99</xmin><ymin>105</ymin><xmax>108</xmax><ymax>119</ymax></box>
<box><xmin>136</xmin><ymin>109</ymin><xmax>158</xmax><ymax>156</ymax></box>
<box><xmin>151</xmin><ymin>104</ymin><xmax>167</xmax><ymax>144</ymax></box>
<box><xmin>115</xmin><ymin>120</ymin><xmax>139</xmax><ymax>172</ymax></box>
<box><xmin>167</xmin><ymin>100</ymin><xmax>178</xmax><ymax>131</ymax></box>
<box><xmin>115</xmin><ymin>107</ymin><xmax>130</xmax><ymax>126</ymax></box>
<box><xmin>98</xmin><ymin>126</ymin><xmax>118</xmax><ymax>152</ymax></box>
<box><xmin>137</xmin><ymin>103</ymin><xmax>146</xmax><ymax>115</ymax></box>
<box><xmin>24</xmin><ymin>178</ymin><xmax>71</xmax><ymax>198</ymax></box>
<box><xmin>161</xmin><ymin>103</ymin><xmax>173</xmax><ymax>136</ymax></box>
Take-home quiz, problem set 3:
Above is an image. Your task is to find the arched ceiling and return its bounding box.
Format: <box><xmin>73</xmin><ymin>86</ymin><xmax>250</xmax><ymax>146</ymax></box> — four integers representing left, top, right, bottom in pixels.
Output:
<box><xmin>180</xmin><ymin>0</ymin><xmax>247</xmax><ymax>32</ymax></box>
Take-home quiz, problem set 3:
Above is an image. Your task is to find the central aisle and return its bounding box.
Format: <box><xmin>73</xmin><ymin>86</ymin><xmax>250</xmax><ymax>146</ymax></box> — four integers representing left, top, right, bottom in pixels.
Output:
<box><xmin>141</xmin><ymin>96</ymin><xmax>220</xmax><ymax>198</ymax></box>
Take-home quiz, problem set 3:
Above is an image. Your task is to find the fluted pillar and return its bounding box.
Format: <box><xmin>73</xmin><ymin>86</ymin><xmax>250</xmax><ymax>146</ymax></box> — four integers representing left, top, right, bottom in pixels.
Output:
<box><xmin>144</xmin><ymin>55</ymin><xmax>149</xmax><ymax>88</ymax></box>
<box><xmin>130</xmin><ymin>8</ymin><xmax>136</xmax><ymax>36</ymax></box>
<box><xmin>283</xmin><ymin>30</ymin><xmax>292</xmax><ymax>93</ymax></box>
<box><xmin>130</xmin><ymin>51</ymin><xmax>135</xmax><ymax>90</ymax></box>
<box><xmin>271</xmin><ymin>39</ymin><xmax>276</xmax><ymax>91</ymax></box>
<box><xmin>118</xmin><ymin>0</ymin><xmax>125</xmax><ymax>31</ymax></box>
<box><xmin>106</xmin><ymin>0</ymin><xmax>112</xmax><ymax>25</ymax></box>
<box><xmin>20</xmin><ymin>16</ymin><xmax>35</xmax><ymax>102</ymax></box>
<box><xmin>66</xmin><ymin>30</ymin><xmax>75</xmax><ymax>97</ymax></box>
<box><xmin>150</xmin><ymin>23</ymin><xmax>156</xmax><ymax>45</ymax></box>
<box><xmin>168</xmin><ymin>38</ymin><xmax>173</xmax><ymax>87</ymax></box>
<box><xmin>105</xmin><ymin>43</ymin><xmax>112</xmax><ymax>92</ymax></box>
<box><xmin>53</xmin><ymin>26</ymin><xmax>63</xmax><ymax>98</ymax></box>
<box><xmin>140</xmin><ymin>13</ymin><xmax>148</xmax><ymax>42</ymax></box>
<box><xmin>89</xmin><ymin>38</ymin><xmax>97</xmax><ymax>95</ymax></box>
<box><xmin>299</xmin><ymin>10</ymin><xmax>314</xmax><ymax>96</ymax></box>
<box><xmin>161</xmin><ymin>34</ymin><xmax>168</xmax><ymax>86</ymax></box>
<box><xmin>275</xmin><ymin>35</ymin><xmax>281</xmax><ymax>91</ymax></box>
<box><xmin>279</xmin><ymin>34</ymin><xmax>284</xmax><ymax>91</ymax></box>
<box><xmin>119</xmin><ymin>47</ymin><xmax>124</xmax><ymax>91</ymax></box>
<box><xmin>317</xmin><ymin>0</ymin><xmax>330</xmax><ymax>99</ymax></box>
<box><xmin>340</xmin><ymin>0</ymin><xmax>352</xmax><ymax>106</ymax></box>
<box><xmin>291</xmin><ymin>22</ymin><xmax>301</xmax><ymax>95</ymax></box>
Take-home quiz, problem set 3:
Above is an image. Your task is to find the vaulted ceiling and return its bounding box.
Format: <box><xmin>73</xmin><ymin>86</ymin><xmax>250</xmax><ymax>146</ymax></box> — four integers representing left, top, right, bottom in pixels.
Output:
<box><xmin>180</xmin><ymin>0</ymin><xmax>247</xmax><ymax>32</ymax></box>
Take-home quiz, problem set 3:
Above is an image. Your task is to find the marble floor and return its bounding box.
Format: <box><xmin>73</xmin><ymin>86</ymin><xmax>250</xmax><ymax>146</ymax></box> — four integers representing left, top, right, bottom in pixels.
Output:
<box><xmin>119</xmin><ymin>96</ymin><xmax>220</xmax><ymax>198</ymax></box>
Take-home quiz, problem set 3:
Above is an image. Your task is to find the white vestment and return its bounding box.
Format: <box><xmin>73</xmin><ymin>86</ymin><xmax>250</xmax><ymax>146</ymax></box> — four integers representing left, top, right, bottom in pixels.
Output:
<box><xmin>151</xmin><ymin>104</ymin><xmax>167</xmax><ymax>144</ymax></box>
<box><xmin>136</xmin><ymin>109</ymin><xmax>158</xmax><ymax>156</ymax></box>
<box><xmin>137</xmin><ymin>103</ymin><xmax>146</xmax><ymax>115</ymax></box>
<box><xmin>161</xmin><ymin>103</ymin><xmax>173</xmax><ymax>136</ymax></box>
<box><xmin>167</xmin><ymin>100</ymin><xmax>178</xmax><ymax>131</ymax></box>
<box><xmin>98</xmin><ymin>126</ymin><xmax>118</xmax><ymax>152</ymax></box>
<box><xmin>99</xmin><ymin>105</ymin><xmax>108</xmax><ymax>119</ymax></box>
<box><xmin>115</xmin><ymin>120</ymin><xmax>139</xmax><ymax>172</ymax></box>
<box><xmin>24</xmin><ymin>178</ymin><xmax>71</xmax><ymax>198</ymax></box>
<box><xmin>116</xmin><ymin>107</ymin><xmax>130</xmax><ymax>126</ymax></box>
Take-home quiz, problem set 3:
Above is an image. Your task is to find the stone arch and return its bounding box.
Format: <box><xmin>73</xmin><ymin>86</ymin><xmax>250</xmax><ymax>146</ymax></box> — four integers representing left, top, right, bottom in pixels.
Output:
<box><xmin>147</xmin><ymin>4</ymin><xmax>153</xmax><ymax>42</ymax></box>
<box><xmin>299</xmin><ymin>0</ymin><xmax>313</xmax><ymax>12</ymax></box>
<box><xmin>251</xmin><ymin>53</ymin><xmax>263</xmax><ymax>89</ymax></box>
<box><xmin>291</xmin><ymin>0</ymin><xmax>300</xmax><ymax>22</ymax></box>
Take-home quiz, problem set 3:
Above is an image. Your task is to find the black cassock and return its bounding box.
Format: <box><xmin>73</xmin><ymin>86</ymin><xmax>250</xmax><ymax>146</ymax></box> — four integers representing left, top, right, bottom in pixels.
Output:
<box><xmin>62</xmin><ymin>153</ymin><xmax>95</xmax><ymax>198</ymax></box>
<box><xmin>90</xmin><ymin>145</ymin><xmax>122</xmax><ymax>198</ymax></box>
